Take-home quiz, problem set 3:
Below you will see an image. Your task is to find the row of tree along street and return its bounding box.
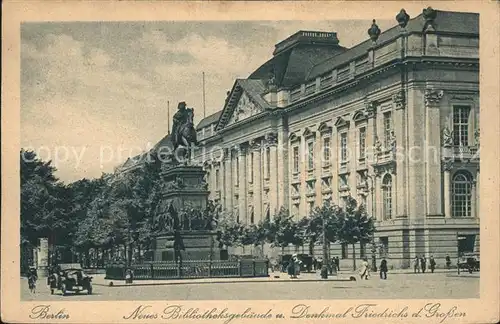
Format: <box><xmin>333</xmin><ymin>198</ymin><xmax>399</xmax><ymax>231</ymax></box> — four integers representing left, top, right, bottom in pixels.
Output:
<box><xmin>20</xmin><ymin>149</ymin><xmax>375</xmax><ymax>272</ymax></box>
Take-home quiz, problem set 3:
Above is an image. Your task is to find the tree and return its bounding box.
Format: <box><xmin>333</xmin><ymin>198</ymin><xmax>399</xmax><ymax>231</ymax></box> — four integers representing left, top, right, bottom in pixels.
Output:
<box><xmin>216</xmin><ymin>211</ymin><xmax>244</xmax><ymax>249</ymax></box>
<box><xmin>269</xmin><ymin>208</ymin><xmax>301</xmax><ymax>254</ymax></box>
<box><xmin>336</xmin><ymin>196</ymin><xmax>375</xmax><ymax>270</ymax></box>
<box><xmin>20</xmin><ymin>149</ymin><xmax>73</xmax><ymax>263</ymax></box>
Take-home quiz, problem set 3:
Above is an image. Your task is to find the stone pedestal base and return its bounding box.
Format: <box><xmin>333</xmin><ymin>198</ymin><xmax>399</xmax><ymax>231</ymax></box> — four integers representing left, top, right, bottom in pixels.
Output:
<box><xmin>154</xmin><ymin>231</ymin><xmax>221</xmax><ymax>261</ymax></box>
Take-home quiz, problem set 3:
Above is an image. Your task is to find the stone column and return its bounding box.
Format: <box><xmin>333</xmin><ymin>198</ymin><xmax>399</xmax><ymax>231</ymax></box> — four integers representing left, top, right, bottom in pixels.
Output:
<box><xmin>476</xmin><ymin>169</ymin><xmax>480</xmax><ymax>218</ymax></box>
<box><xmin>471</xmin><ymin>178</ymin><xmax>477</xmax><ymax>219</ymax></box>
<box><xmin>277</xmin><ymin>124</ymin><xmax>289</xmax><ymax>210</ymax></box>
<box><xmin>266</xmin><ymin>133</ymin><xmax>279</xmax><ymax>215</ymax></box>
<box><xmin>224</xmin><ymin>149</ymin><xmax>233</xmax><ymax>212</ymax></box>
<box><xmin>375</xmin><ymin>174</ymin><xmax>383</xmax><ymax>221</ymax></box>
<box><xmin>443</xmin><ymin>162</ymin><xmax>452</xmax><ymax>218</ymax></box>
<box><xmin>238</xmin><ymin>144</ymin><xmax>248</xmax><ymax>224</ymax></box>
<box><xmin>424</xmin><ymin>89</ymin><xmax>444</xmax><ymax>216</ymax></box>
<box><xmin>365</xmin><ymin>100</ymin><xmax>377</xmax><ymax>218</ymax></box>
<box><xmin>393</xmin><ymin>91</ymin><xmax>407</xmax><ymax>217</ymax></box>
<box><xmin>251</xmin><ymin>139</ymin><xmax>263</xmax><ymax>224</ymax></box>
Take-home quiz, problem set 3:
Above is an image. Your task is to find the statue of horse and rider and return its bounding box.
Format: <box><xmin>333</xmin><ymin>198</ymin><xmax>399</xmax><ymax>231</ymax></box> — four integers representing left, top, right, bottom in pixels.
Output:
<box><xmin>171</xmin><ymin>101</ymin><xmax>198</xmax><ymax>163</ymax></box>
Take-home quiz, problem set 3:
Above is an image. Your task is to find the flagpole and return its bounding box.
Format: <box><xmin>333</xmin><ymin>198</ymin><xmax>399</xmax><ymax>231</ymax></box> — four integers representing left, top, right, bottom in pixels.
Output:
<box><xmin>167</xmin><ymin>100</ymin><xmax>170</xmax><ymax>134</ymax></box>
<box><xmin>202</xmin><ymin>72</ymin><xmax>206</xmax><ymax>118</ymax></box>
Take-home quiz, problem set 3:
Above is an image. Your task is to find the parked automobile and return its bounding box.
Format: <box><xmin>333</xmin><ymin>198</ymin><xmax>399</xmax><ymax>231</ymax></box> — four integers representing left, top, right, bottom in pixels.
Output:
<box><xmin>278</xmin><ymin>254</ymin><xmax>313</xmax><ymax>272</ymax></box>
<box><xmin>48</xmin><ymin>263</ymin><xmax>93</xmax><ymax>295</ymax></box>
<box><xmin>457</xmin><ymin>253</ymin><xmax>480</xmax><ymax>273</ymax></box>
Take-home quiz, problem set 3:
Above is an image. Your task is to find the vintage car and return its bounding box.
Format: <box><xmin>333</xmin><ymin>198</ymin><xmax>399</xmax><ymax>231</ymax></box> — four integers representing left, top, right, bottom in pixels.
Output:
<box><xmin>457</xmin><ymin>253</ymin><xmax>480</xmax><ymax>273</ymax></box>
<box><xmin>48</xmin><ymin>263</ymin><xmax>93</xmax><ymax>295</ymax></box>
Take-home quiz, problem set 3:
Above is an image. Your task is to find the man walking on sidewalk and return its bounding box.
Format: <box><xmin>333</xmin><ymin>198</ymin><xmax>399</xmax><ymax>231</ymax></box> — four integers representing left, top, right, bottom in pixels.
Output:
<box><xmin>379</xmin><ymin>258</ymin><xmax>388</xmax><ymax>280</ymax></box>
<box><xmin>420</xmin><ymin>256</ymin><xmax>427</xmax><ymax>273</ymax></box>
<box><xmin>429</xmin><ymin>255</ymin><xmax>436</xmax><ymax>273</ymax></box>
<box><xmin>413</xmin><ymin>256</ymin><xmax>420</xmax><ymax>273</ymax></box>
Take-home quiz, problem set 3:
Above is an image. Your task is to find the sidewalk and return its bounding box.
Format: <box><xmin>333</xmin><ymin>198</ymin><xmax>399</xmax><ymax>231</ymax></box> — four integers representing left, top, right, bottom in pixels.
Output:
<box><xmin>92</xmin><ymin>272</ymin><xmax>357</xmax><ymax>287</ymax></box>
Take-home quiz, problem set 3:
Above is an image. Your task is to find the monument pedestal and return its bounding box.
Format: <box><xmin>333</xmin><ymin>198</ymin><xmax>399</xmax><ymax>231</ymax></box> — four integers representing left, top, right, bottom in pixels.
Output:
<box><xmin>160</xmin><ymin>165</ymin><xmax>209</xmax><ymax>210</ymax></box>
<box><xmin>152</xmin><ymin>164</ymin><xmax>219</xmax><ymax>261</ymax></box>
<box><xmin>154</xmin><ymin>231</ymin><xmax>220</xmax><ymax>261</ymax></box>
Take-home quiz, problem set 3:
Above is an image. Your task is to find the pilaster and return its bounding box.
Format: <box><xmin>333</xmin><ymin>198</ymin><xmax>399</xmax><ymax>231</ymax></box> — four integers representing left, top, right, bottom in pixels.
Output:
<box><xmin>424</xmin><ymin>89</ymin><xmax>444</xmax><ymax>216</ymax></box>
<box><xmin>251</xmin><ymin>138</ymin><xmax>263</xmax><ymax>223</ymax></box>
<box><xmin>442</xmin><ymin>161</ymin><xmax>452</xmax><ymax>218</ymax></box>
<box><xmin>238</xmin><ymin>144</ymin><xmax>248</xmax><ymax>224</ymax></box>
<box><xmin>393</xmin><ymin>90</ymin><xmax>407</xmax><ymax>217</ymax></box>
<box><xmin>266</xmin><ymin>132</ymin><xmax>279</xmax><ymax>215</ymax></box>
<box><xmin>224</xmin><ymin>148</ymin><xmax>233</xmax><ymax>212</ymax></box>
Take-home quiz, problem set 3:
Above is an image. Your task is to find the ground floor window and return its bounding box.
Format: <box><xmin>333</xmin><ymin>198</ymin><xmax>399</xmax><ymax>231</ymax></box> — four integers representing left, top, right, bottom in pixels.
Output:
<box><xmin>457</xmin><ymin>234</ymin><xmax>476</xmax><ymax>255</ymax></box>
<box><xmin>379</xmin><ymin>237</ymin><xmax>389</xmax><ymax>258</ymax></box>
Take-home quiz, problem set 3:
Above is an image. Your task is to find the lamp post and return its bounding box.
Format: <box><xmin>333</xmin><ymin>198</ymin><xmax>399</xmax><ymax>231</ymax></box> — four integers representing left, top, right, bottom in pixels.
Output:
<box><xmin>366</xmin><ymin>173</ymin><xmax>377</xmax><ymax>272</ymax></box>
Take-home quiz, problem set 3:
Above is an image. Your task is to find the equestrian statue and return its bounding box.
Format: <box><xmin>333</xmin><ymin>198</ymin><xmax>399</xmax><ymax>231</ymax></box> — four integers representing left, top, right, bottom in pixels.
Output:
<box><xmin>171</xmin><ymin>101</ymin><xmax>198</xmax><ymax>163</ymax></box>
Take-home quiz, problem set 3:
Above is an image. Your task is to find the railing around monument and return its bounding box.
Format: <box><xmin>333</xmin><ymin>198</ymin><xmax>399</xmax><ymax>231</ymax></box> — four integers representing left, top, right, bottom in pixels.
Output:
<box><xmin>105</xmin><ymin>259</ymin><xmax>269</xmax><ymax>280</ymax></box>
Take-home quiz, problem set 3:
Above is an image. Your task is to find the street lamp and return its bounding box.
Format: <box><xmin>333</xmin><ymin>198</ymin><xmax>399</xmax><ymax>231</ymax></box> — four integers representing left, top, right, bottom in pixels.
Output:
<box><xmin>365</xmin><ymin>173</ymin><xmax>377</xmax><ymax>272</ymax></box>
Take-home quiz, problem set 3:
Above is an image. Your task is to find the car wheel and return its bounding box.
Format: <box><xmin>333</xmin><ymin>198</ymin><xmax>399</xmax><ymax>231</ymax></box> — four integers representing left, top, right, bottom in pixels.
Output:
<box><xmin>61</xmin><ymin>283</ymin><xmax>67</xmax><ymax>296</ymax></box>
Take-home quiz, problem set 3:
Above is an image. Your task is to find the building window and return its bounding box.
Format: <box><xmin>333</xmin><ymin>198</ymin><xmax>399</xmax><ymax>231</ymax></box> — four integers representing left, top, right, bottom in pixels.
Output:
<box><xmin>323</xmin><ymin>137</ymin><xmax>331</xmax><ymax>164</ymax></box>
<box><xmin>340</xmin><ymin>133</ymin><xmax>348</xmax><ymax>162</ymax></box>
<box><xmin>307</xmin><ymin>141</ymin><xmax>314</xmax><ymax>170</ymax></box>
<box><xmin>379</xmin><ymin>237</ymin><xmax>389</xmax><ymax>258</ymax></box>
<box><xmin>382</xmin><ymin>174</ymin><xmax>392</xmax><ymax>220</ymax></box>
<box><xmin>452</xmin><ymin>171</ymin><xmax>472</xmax><ymax>217</ymax></box>
<box><xmin>453</xmin><ymin>106</ymin><xmax>471</xmax><ymax>146</ymax></box>
<box><xmin>383</xmin><ymin>112</ymin><xmax>392</xmax><ymax>148</ymax></box>
<box><xmin>266</xmin><ymin>147</ymin><xmax>271</xmax><ymax>179</ymax></box>
<box><xmin>249</xmin><ymin>152</ymin><xmax>254</xmax><ymax>183</ymax></box>
<box><xmin>293</xmin><ymin>146</ymin><xmax>299</xmax><ymax>173</ymax></box>
<box><xmin>250</xmin><ymin>207</ymin><xmax>255</xmax><ymax>224</ymax></box>
<box><xmin>359</xmin><ymin>127</ymin><xmax>366</xmax><ymax>159</ymax></box>
<box><xmin>215</xmin><ymin>169</ymin><xmax>220</xmax><ymax>190</ymax></box>
<box><xmin>341</xmin><ymin>243</ymin><xmax>348</xmax><ymax>259</ymax></box>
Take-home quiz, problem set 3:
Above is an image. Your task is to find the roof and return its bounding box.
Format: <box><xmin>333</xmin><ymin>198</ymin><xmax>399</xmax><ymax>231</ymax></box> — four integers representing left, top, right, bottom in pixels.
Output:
<box><xmin>237</xmin><ymin>79</ymin><xmax>272</xmax><ymax>110</ymax></box>
<box><xmin>152</xmin><ymin>133</ymin><xmax>173</xmax><ymax>151</ymax></box>
<box><xmin>249</xmin><ymin>32</ymin><xmax>347</xmax><ymax>87</ymax></box>
<box><xmin>306</xmin><ymin>10</ymin><xmax>479</xmax><ymax>81</ymax></box>
<box><xmin>196</xmin><ymin>111</ymin><xmax>222</xmax><ymax>130</ymax></box>
<box><xmin>215</xmin><ymin>78</ymin><xmax>272</xmax><ymax>131</ymax></box>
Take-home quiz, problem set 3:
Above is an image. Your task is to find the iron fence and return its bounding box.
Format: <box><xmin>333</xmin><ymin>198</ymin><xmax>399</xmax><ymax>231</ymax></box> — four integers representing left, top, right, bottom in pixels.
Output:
<box><xmin>105</xmin><ymin>259</ymin><xmax>269</xmax><ymax>280</ymax></box>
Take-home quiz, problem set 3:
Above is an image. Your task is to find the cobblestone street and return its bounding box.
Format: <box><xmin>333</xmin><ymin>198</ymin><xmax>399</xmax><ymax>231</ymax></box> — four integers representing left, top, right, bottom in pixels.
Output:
<box><xmin>22</xmin><ymin>271</ymin><xmax>479</xmax><ymax>301</ymax></box>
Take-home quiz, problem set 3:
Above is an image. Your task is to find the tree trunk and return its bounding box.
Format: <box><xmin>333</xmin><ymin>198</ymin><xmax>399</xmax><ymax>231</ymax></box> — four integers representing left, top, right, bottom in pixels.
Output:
<box><xmin>352</xmin><ymin>243</ymin><xmax>357</xmax><ymax>271</ymax></box>
<box><xmin>309</xmin><ymin>239</ymin><xmax>314</xmax><ymax>256</ymax></box>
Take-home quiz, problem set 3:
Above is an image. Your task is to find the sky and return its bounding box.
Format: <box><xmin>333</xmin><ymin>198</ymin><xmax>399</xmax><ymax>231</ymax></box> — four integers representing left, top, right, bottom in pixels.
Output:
<box><xmin>21</xmin><ymin>19</ymin><xmax>398</xmax><ymax>183</ymax></box>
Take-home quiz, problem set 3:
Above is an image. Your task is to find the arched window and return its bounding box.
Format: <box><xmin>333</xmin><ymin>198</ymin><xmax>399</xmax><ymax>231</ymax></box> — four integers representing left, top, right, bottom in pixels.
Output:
<box><xmin>452</xmin><ymin>171</ymin><xmax>472</xmax><ymax>217</ymax></box>
<box><xmin>382</xmin><ymin>174</ymin><xmax>392</xmax><ymax>220</ymax></box>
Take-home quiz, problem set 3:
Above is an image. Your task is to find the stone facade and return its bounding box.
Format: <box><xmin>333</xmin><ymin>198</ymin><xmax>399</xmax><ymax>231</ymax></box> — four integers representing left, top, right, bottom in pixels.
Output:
<box><xmin>191</xmin><ymin>9</ymin><xmax>480</xmax><ymax>268</ymax></box>
<box><xmin>118</xmin><ymin>9</ymin><xmax>480</xmax><ymax>268</ymax></box>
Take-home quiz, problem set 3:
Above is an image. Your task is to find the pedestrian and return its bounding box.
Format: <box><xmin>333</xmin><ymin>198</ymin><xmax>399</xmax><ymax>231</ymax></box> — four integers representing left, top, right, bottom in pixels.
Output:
<box><xmin>335</xmin><ymin>256</ymin><xmax>340</xmax><ymax>271</ymax></box>
<box><xmin>445</xmin><ymin>255</ymin><xmax>451</xmax><ymax>270</ymax></box>
<box><xmin>429</xmin><ymin>255</ymin><xmax>436</xmax><ymax>273</ymax></box>
<box><xmin>359</xmin><ymin>258</ymin><xmax>370</xmax><ymax>280</ymax></box>
<box><xmin>379</xmin><ymin>258</ymin><xmax>388</xmax><ymax>279</ymax></box>
<box><xmin>413</xmin><ymin>256</ymin><xmax>420</xmax><ymax>273</ymax></box>
<box><xmin>287</xmin><ymin>254</ymin><xmax>298</xmax><ymax>279</ymax></box>
<box><xmin>312</xmin><ymin>257</ymin><xmax>317</xmax><ymax>271</ymax></box>
<box><xmin>27</xmin><ymin>267</ymin><xmax>38</xmax><ymax>293</ymax></box>
<box><xmin>294</xmin><ymin>256</ymin><xmax>302</xmax><ymax>277</ymax></box>
<box><xmin>421</xmin><ymin>256</ymin><xmax>427</xmax><ymax>273</ymax></box>
<box><xmin>125</xmin><ymin>268</ymin><xmax>134</xmax><ymax>284</ymax></box>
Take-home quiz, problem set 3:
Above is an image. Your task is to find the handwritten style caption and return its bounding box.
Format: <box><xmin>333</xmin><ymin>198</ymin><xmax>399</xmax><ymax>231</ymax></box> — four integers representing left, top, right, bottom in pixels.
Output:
<box><xmin>117</xmin><ymin>303</ymin><xmax>466</xmax><ymax>323</ymax></box>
